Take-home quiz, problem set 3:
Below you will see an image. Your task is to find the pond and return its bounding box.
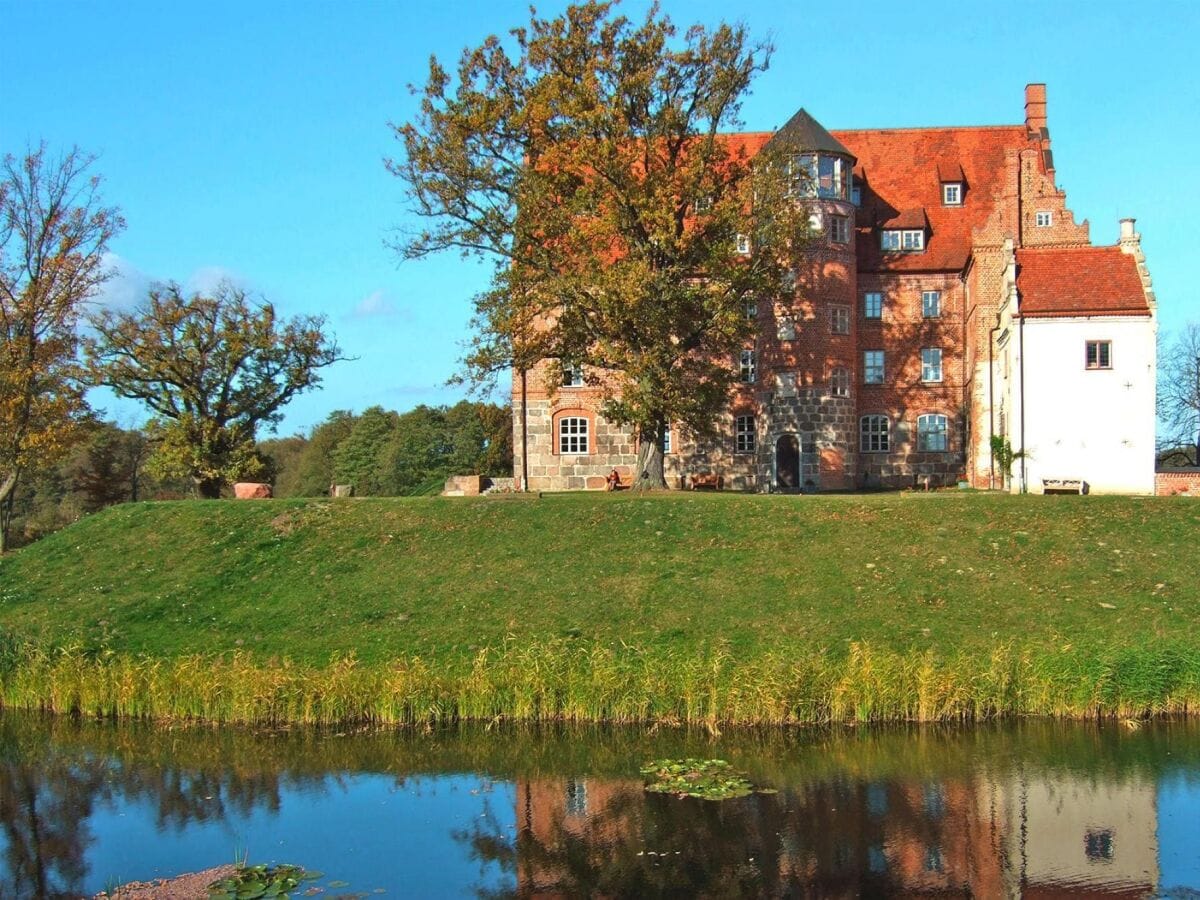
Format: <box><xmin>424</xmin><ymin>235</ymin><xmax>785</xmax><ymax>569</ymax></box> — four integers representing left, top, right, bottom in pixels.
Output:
<box><xmin>2</xmin><ymin>712</ymin><xmax>1199</xmax><ymax>897</ymax></box>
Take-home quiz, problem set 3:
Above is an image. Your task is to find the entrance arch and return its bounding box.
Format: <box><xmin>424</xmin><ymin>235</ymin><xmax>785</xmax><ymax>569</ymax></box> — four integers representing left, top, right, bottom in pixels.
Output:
<box><xmin>775</xmin><ymin>434</ymin><xmax>800</xmax><ymax>491</ymax></box>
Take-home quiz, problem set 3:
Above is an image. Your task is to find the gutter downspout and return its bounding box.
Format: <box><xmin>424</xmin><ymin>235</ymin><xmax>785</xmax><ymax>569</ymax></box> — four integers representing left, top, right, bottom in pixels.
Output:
<box><xmin>988</xmin><ymin>321</ymin><xmax>1000</xmax><ymax>490</ymax></box>
<box><xmin>520</xmin><ymin>368</ymin><xmax>529</xmax><ymax>492</ymax></box>
<box><xmin>1018</xmin><ymin>312</ymin><xmax>1027</xmax><ymax>493</ymax></box>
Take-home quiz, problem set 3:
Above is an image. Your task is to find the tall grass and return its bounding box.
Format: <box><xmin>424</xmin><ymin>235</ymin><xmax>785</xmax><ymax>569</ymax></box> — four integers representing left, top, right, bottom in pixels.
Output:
<box><xmin>2</xmin><ymin>638</ymin><xmax>1197</xmax><ymax>727</ymax></box>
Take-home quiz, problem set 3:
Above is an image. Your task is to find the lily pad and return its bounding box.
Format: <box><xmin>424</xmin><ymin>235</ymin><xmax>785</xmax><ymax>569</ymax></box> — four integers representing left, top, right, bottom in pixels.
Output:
<box><xmin>641</xmin><ymin>758</ymin><xmax>757</xmax><ymax>800</ymax></box>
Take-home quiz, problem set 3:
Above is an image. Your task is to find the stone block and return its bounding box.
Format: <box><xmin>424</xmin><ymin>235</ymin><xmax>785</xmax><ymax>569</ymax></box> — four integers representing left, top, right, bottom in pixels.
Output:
<box><xmin>234</xmin><ymin>482</ymin><xmax>272</xmax><ymax>499</ymax></box>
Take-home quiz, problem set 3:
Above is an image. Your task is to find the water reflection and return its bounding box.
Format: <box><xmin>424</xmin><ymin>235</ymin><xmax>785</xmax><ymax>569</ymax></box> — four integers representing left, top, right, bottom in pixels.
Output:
<box><xmin>1</xmin><ymin>713</ymin><xmax>1197</xmax><ymax>897</ymax></box>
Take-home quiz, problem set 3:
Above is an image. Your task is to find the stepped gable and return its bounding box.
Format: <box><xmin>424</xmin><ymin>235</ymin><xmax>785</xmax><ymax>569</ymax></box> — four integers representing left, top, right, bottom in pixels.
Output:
<box><xmin>1016</xmin><ymin>246</ymin><xmax>1151</xmax><ymax>317</ymax></box>
<box><xmin>831</xmin><ymin>125</ymin><xmax>1036</xmax><ymax>273</ymax></box>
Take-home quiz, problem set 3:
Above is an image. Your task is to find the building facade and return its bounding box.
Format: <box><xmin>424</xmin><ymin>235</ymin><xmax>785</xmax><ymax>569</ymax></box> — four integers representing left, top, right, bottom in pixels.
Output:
<box><xmin>511</xmin><ymin>84</ymin><xmax>1157</xmax><ymax>494</ymax></box>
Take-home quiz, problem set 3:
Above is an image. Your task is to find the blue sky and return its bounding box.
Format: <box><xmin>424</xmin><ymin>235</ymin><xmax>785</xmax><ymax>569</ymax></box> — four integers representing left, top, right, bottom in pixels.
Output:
<box><xmin>1</xmin><ymin>0</ymin><xmax>1195</xmax><ymax>436</ymax></box>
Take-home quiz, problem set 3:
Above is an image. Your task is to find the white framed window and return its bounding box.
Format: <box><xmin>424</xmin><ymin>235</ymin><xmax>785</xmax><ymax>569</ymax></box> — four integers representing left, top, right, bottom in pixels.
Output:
<box><xmin>562</xmin><ymin>362</ymin><xmax>584</xmax><ymax>387</ymax></box>
<box><xmin>860</xmin><ymin>415</ymin><xmax>889</xmax><ymax>452</ymax></box>
<box><xmin>736</xmin><ymin>233</ymin><xmax>751</xmax><ymax>255</ymax></box>
<box><xmin>1085</xmin><ymin>340</ymin><xmax>1112</xmax><ymax>370</ymax></box>
<box><xmin>735</xmin><ymin>415</ymin><xmax>756</xmax><ymax>453</ymax></box>
<box><xmin>740</xmin><ymin>348</ymin><xmax>757</xmax><ymax>383</ymax></box>
<box><xmin>863</xmin><ymin>291</ymin><xmax>883</xmax><ymax>319</ymax></box>
<box><xmin>864</xmin><ymin>350</ymin><xmax>884</xmax><ymax>384</ymax></box>
<box><xmin>830</xmin><ymin>215</ymin><xmax>851</xmax><ymax>244</ymax></box>
<box><xmin>830</xmin><ymin>366</ymin><xmax>850</xmax><ymax>397</ymax></box>
<box><xmin>921</xmin><ymin>290</ymin><xmax>941</xmax><ymax>318</ymax></box>
<box><xmin>942</xmin><ymin>183</ymin><xmax>962</xmax><ymax>206</ymax></box>
<box><xmin>693</xmin><ymin>196</ymin><xmax>713</xmax><ymax>214</ymax></box>
<box><xmin>558</xmin><ymin>416</ymin><xmax>589</xmax><ymax>455</ymax></box>
<box><xmin>881</xmin><ymin>230</ymin><xmax>901</xmax><ymax>251</ymax></box>
<box><xmin>918</xmin><ymin>414</ymin><xmax>948</xmax><ymax>452</ymax></box>
<box><xmin>921</xmin><ymin>348</ymin><xmax>943</xmax><ymax>382</ymax></box>
<box><xmin>744</xmin><ymin>299</ymin><xmax>758</xmax><ymax>321</ymax></box>
<box><xmin>902</xmin><ymin>229</ymin><xmax>925</xmax><ymax>251</ymax></box>
<box><xmin>661</xmin><ymin>423</ymin><xmax>671</xmax><ymax>454</ymax></box>
<box><xmin>1035</xmin><ymin>211</ymin><xmax>1053</xmax><ymax>227</ymax></box>
<box><xmin>831</xmin><ymin>306</ymin><xmax>850</xmax><ymax>335</ymax></box>
<box><xmin>777</xmin><ymin>314</ymin><xmax>796</xmax><ymax>341</ymax></box>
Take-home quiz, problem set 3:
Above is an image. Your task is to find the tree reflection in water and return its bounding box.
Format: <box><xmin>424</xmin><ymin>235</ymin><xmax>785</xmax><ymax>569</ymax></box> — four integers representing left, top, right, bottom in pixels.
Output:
<box><xmin>1</xmin><ymin>713</ymin><xmax>1198</xmax><ymax>897</ymax></box>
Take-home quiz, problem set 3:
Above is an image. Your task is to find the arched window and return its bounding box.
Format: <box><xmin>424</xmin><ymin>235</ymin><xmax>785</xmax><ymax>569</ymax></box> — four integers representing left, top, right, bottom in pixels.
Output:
<box><xmin>860</xmin><ymin>415</ymin><xmax>889</xmax><ymax>453</ymax></box>
<box><xmin>558</xmin><ymin>416</ymin><xmax>589</xmax><ymax>455</ymax></box>
<box><xmin>918</xmin><ymin>414</ymin><xmax>948</xmax><ymax>452</ymax></box>
<box><xmin>830</xmin><ymin>366</ymin><xmax>850</xmax><ymax>398</ymax></box>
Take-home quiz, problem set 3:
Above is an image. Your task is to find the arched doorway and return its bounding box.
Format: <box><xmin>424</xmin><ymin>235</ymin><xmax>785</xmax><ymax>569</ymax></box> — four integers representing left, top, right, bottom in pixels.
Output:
<box><xmin>775</xmin><ymin>434</ymin><xmax>800</xmax><ymax>491</ymax></box>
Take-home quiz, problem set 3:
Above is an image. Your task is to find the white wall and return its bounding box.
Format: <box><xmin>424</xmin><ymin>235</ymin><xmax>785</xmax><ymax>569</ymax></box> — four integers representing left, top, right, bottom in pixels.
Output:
<box><xmin>1013</xmin><ymin>315</ymin><xmax>1156</xmax><ymax>494</ymax></box>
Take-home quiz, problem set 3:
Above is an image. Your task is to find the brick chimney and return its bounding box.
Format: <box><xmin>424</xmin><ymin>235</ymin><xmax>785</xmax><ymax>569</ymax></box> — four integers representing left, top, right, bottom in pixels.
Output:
<box><xmin>1025</xmin><ymin>83</ymin><xmax>1048</xmax><ymax>136</ymax></box>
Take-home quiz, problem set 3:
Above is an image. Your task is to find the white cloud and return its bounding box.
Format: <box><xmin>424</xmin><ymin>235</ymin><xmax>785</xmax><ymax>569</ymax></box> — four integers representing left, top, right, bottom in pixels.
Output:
<box><xmin>91</xmin><ymin>253</ymin><xmax>152</xmax><ymax>313</ymax></box>
<box><xmin>348</xmin><ymin>289</ymin><xmax>412</xmax><ymax>321</ymax></box>
<box><xmin>185</xmin><ymin>266</ymin><xmax>243</xmax><ymax>296</ymax></box>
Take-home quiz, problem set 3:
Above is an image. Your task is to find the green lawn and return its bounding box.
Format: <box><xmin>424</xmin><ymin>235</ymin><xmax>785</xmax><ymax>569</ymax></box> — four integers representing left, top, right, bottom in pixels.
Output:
<box><xmin>2</xmin><ymin>491</ymin><xmax>1196</xmax><ymax>668</ymax></box>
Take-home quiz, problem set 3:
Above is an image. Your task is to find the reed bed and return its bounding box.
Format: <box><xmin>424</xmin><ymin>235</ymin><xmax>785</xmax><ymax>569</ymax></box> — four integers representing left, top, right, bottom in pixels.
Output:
<box><xmin>2</xmin><ymin>638</ymin><xmax>1197</xmax><ymax>727</ymax></box>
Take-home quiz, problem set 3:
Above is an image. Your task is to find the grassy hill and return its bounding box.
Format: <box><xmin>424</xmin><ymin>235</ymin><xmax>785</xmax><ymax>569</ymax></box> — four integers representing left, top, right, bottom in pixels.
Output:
<box><xmin>1</xmin><ymin>492</ymin><xmax>1198</xmax><ymax>724</ymax></box>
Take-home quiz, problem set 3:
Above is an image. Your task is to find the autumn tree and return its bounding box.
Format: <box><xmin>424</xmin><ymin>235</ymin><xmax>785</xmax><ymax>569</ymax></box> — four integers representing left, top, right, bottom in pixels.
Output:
<box><xmin>86</xmin><ymin>282</ymin><xmax>342</xmax><ymax>498</ymax></box>
<box><xmin>1158</xmin><ymin>321</ymin><xmax>1200</xmax><ymax>465</ymax></box>
<box><xmin>390</xmin><ymin>1</ymin><xmax>809</xmax><ymax>487</ymax></box>
<box><xmin>0</xmin><ymin>144</ymin><xmax>123</xmax><ymax>552</ymax></box>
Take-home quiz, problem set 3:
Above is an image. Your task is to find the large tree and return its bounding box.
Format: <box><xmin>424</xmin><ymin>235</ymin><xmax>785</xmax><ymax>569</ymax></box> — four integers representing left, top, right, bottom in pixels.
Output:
<box><xmin>1158</xmin><ymin>321</ymin><xmax>1200</xmax><ymax>466</ymax></box>
<box><xmin>0</xmin><ymin>144</ymin><xmax>123</xmax><ymax>551</ymax></box>
<box><xmin>391</xmin><ymin>1</ymin><xmax>808</xmax><ymax>486</ymax></box>
<box><xmin>86</xmin><ymin>282</ymin><xmax>342</xmax><ymax>498</ymax></box>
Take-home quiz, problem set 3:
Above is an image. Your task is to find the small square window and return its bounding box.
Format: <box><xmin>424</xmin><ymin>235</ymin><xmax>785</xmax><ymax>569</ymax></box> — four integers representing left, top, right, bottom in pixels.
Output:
<box><xmin>1036</xmin><ymin>211</ymin><xmax>1053</xmax><ymax>227</ymax></box>
<box><xmin>693</xmin><ymin>196</ymin><xmax>713</xmax><ymax>214</ymax></box>
<box><xmin>880</xmin><ymin>230</ymin><xmax>901</xmax><ymax>251</ymax></box>
<box><xmin>830</xmin><ymin>215</ymin><xmax>851</xmax><ymax>244</ymax></box>
<box><xmin>735</xmin><ymin>415</ymin><xmax>756</xmax><ymax>453</ymax></box>
<box><xmin>740</xmin><ymin>348</ymin><xmax>757</xmax><ymax>383</ymax></box>
<box><xmin>921</xmin><ymin>348</ymin><xmax>943</xmax><ymax>382</ymax></box>
<box><xmin>864</xmin><ymin>292</ymin><xmax>883</xmax><ymax>319</ymax></box>
<box><xmin>831</xmin><ymin>306</ymin><xmax>850</xmax><ymax>335</ymax></box>
<box><xmin>902</xmin><ymin>230</ymin><xmax>925</xmax><ymax>251</ymax></box>
<box><xmin>922</xmin><ymin>290</ymin><xmax>941</xmax><ymax>318</ymax></box>
<box><xmin>864</xmin><ymin>350</ymin><xmax>884</xmax><ymax>384</ymax></box>
<box><xmin>562</xmin><ymin>362</ymin><xmax>584</xmax><ymax>387</ymax></box>
<box><xmin>943</xmin><ymin>183</ymin><xmax>962</xmax><ymax>206</ymax></box>
<box><xmin>736</xmin><ymin>233</ymin><xmax>751</xmax><ymax>255</ymax></box>
<box><xmin>1085</xmin><ymin>340</ymin><xmax>1112</xmax><ymax>370</ymax></box>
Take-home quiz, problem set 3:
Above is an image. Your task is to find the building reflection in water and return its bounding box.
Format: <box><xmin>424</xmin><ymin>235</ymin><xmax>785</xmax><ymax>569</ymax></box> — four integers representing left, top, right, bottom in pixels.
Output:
<box><xmin>499</xmin><ymin>771</ymin><xmax>1158</xmax><ymax>897</ymax></box>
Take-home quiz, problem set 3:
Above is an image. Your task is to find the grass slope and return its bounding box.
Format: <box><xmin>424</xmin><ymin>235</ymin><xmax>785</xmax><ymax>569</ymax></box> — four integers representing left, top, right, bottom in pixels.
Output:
<box><xmin>1</xmin><ymin>492</ymin><xmax>1198</xmax><ymax>724</ymax></box>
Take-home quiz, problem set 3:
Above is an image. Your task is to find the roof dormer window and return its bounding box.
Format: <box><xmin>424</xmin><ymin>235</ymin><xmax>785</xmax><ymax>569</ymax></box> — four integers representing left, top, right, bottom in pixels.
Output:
<box><xmin>942</xmin><ymin>183</ymin><xmax>962</xmax><ymax>206</ymax></box>
<box><xmin>882</xmin><ymin>229</ymin><xmax>925</xmax><ymax>252</ymax></box>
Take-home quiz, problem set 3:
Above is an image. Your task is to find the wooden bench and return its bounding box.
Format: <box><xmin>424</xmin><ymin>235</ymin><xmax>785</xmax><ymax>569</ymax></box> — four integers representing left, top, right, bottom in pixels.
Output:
<box><xmin>606</xmin><ymin>471</ymin><xmax>633</xmax><ymax>491</ymax></box>
<box><xmin>690</xmin><ymin>472</ymin><xmax>722</xmax><ymax>491</ymax></box>
<box><xmin>1042</xmin><ymin>478</ymin><xmax>1086</xmax><ymax>495</ymax></box>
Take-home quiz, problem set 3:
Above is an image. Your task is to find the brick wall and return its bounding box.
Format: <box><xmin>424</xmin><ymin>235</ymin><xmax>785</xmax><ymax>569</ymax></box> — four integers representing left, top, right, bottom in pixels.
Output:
<box><xmin>1155</xmin><ymin>470</ymin><xmax>1200</xmax><ymax>497</ymax></box>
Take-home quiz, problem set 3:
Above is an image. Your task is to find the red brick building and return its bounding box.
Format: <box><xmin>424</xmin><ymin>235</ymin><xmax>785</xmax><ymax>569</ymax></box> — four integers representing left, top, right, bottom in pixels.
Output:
<box><xmin>512</xmin><ymin>84</ymin><xmax>1156</xmax><ymax>492</ymax></box>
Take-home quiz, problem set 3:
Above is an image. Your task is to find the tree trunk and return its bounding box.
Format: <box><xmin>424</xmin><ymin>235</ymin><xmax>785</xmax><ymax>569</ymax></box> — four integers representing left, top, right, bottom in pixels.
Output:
<box><xmin>635</xmin><ymin>427</ymin><xmax>668</xmax><ymax>489</ymax></box>
<box><xmin>0</xmin><ymin>470</ymin><xmax>17</xmax><ymax>554</ymax></box>
<box><xmin>194</xmin><ymin>476</ymin><xmax>223</xmax><ymax>499</ymax></box>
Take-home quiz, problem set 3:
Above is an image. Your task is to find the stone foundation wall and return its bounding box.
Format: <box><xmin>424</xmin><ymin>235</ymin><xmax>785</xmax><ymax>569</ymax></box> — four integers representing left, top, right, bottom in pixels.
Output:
<box><xmin>515</xmin><ymin>398</ymin><xmax>639</xmax><ymax>491</ymax></box>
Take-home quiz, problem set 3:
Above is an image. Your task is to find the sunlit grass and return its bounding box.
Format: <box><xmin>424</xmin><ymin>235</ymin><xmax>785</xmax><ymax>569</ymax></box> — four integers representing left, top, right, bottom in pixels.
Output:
<box><xmin>1</xmin><ymin>491</ymin><xmax>1198</xmax><ymax>725</ymax></box>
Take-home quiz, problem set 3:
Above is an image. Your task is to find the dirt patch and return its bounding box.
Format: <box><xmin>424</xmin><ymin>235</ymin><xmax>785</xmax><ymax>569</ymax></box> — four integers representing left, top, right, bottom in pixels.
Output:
<box><xmin>93</xmin><ymin>864</ymin><xmax>237</xmax><ymax>898</ymax></box>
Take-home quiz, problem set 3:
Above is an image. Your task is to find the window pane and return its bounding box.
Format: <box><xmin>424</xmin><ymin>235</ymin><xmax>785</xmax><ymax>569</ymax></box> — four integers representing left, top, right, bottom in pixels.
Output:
<box><xmin>918</xmin><ymin>414</ymin><xmax>948</xmax><ymax>451</ymax></box>
<box><xmin>922</xmin><ymin>348</ymin><xmax>943</xmax><ymax>382</ymax></box>
<box><xmin>864</xmin><ymin>292</ymin><xmax>882</xmax><ymax>318</ymax></box>
<box><xmin>864</xmin><ymin>350</ymin><xmax>884</xmax><ymax>384</ymax></box>
<box><xmin>860</xmin><ymin>415</ymin><xmax>889</xmax><ymax>452</ymax></box>
<box><xmin>922</xmin><ymin>291</ymin><xmax>941</xmax><ymax>318</ymax></box>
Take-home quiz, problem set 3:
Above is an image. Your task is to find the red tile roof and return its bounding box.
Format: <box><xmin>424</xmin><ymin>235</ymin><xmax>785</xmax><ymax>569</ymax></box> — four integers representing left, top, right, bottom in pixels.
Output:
<box><xmin>832</xmin><ymin>125</ymin><xmax>1035</xmax><ymax>272</ymax></box>
<box><xmin>936</xmin><ymin>161</ymin><xmax>965</xmax><ymax>183</ymax></box>
<box><xmin>725</xmin><ymin>124</ymin><xmax>1039</xmax><ymax>273</ymax></box>
<box><xmin>882</xmin><ymin>207</ymin><xmax>928</xmax><ymax>230</ymax></box>
<box><xmin>1016</xmin><ymin>246</ymin><xmax>1150</xmax><ymax>317</ymax></box>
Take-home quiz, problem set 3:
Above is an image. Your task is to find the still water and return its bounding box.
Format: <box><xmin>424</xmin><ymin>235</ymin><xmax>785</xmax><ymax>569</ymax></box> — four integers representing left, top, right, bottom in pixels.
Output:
<box><xmin>1</xmin><ymin>712</ymin><xmax>1198</xmax><ymax>898</ymax></box>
